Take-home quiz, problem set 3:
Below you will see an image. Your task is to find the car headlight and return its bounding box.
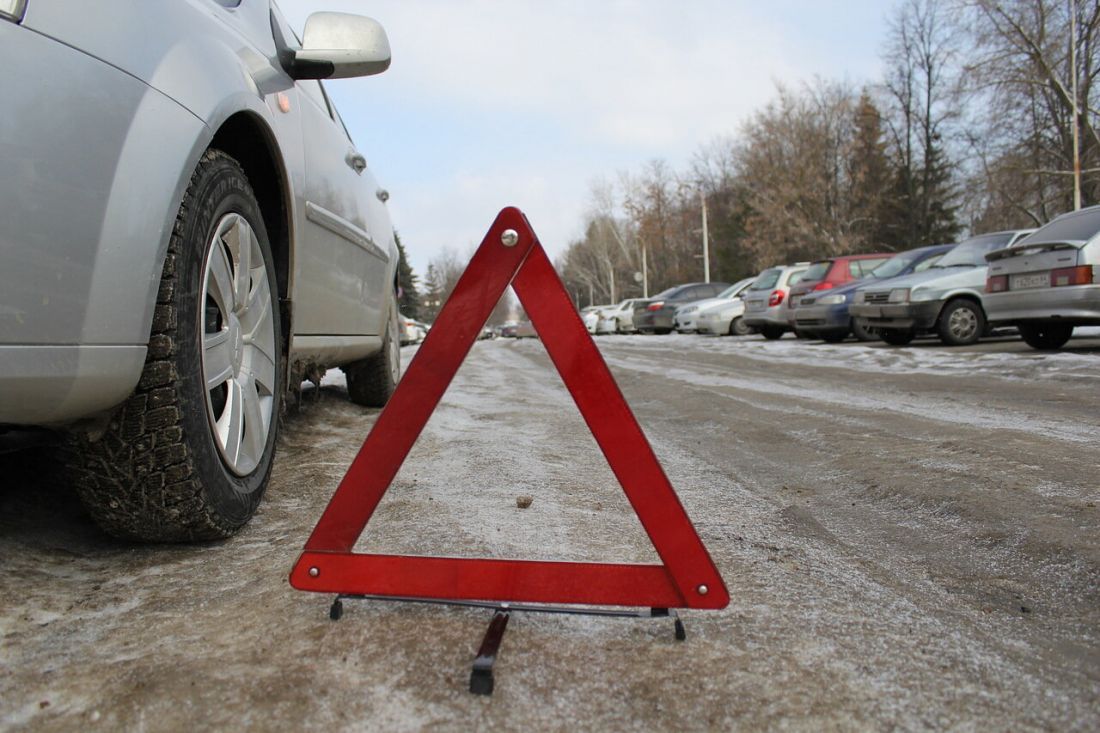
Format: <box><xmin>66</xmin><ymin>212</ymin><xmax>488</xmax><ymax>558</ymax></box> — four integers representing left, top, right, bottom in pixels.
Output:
<box><xmin>0</xmin><ymin>0</ymin><xmax>26</xmax><ymax>21</ymax></box>
<box><xmin>888</xmin><ymin>288</ymin><xmax>909</xmax><ymax>303</ymax></box>
<box><xmin>909</xmin><ymin>288</ymin><xmax>938</xmax><ymax>302</ymax></box>
<box><xmin>818</xmin><ymin>293</ymin><xmax>846</xmax><ymax>305</ymax></box>
<box><xmin>853</xmin><ymin>291</ymin><xmax>866</xmax><ymax>304</ymax></box>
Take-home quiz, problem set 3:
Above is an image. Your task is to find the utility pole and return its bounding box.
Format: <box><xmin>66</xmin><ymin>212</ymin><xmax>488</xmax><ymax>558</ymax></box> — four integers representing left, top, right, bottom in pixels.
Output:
<box><xmin>609</xmin><ymin>264</ymin><xmax>616</xmax><ymax>304</ymax></box>
<box><xmin>1071</xmin><ymin>0</ymin><xmax>1082</xmax><ymax>210</ymax></box>
<box><xmin>641</xmin><ymin>243</ymin><xmax>648</xmax><ymax>298</ymax></box>
<box><xmin>700</xmin><ymin>190</ymin><xmax>710</xmax><ymax>282</ymax></box>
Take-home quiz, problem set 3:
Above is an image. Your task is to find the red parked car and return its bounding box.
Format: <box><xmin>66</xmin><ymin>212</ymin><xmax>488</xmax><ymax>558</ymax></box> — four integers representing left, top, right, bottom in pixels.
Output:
<box><xmin>785</xmin><ymin>253</ymin><xmax>892</xmax><ymax>334</ymax></box>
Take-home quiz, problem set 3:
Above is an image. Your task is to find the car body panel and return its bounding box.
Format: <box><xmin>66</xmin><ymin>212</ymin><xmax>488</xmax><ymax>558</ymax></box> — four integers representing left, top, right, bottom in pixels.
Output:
<box><xmin>0</xmin><ymin>1</ymin><xmax>397</xmax><ymax>425</ymax></box>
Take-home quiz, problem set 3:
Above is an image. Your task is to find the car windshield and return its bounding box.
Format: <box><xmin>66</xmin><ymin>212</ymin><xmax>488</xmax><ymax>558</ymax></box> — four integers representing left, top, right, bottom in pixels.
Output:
<box><xmin>716</xmin><ymin>284</ymin><xmax>742</xmax><ymax>298</ymax></box>
<box><xmin>651</xmin><ymin>287</ymin><xmax>679</xmax><ymax>300</ymax></box>
<box><xmin>749</xmin><ymin>269</ymin><xmax>781</xmax><ymax>290</ymax></box>
<box><xmin>1019</xmin><ymin>208</ymin><xmax>1100</xmax><ymax>244</ymax></box>
<box><xmin>869</xmin><ymin>250</ymin><xmax>924</xmax><ymax>279</ymax></box>
<box><xmin>800</xmin><ymin>261</ymin><xmax>831</xmax><ymax>282</ymax></box>
<box><xmin>934</xmin><ymin>233</ymin><xmax>1014</xmax><ymax>267</ymax></box>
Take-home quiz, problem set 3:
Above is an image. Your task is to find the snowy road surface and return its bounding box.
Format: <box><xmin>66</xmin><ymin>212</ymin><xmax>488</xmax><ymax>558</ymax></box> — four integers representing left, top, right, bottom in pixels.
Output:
<box><xmin>2</xmin><ymin>332</ymin><xmax>1099</xmax><ymax>731</ymax></box>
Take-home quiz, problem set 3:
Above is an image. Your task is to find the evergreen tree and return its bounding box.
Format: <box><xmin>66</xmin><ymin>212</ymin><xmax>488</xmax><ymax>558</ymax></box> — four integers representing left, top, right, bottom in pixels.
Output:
<box><xmin>393</xmin><ymin>231</ymin><xmax>421</xmax><ymax>319</ymax></box>
<box><xmin>848</xmin><ymin>93</ymin><xmax>893</xmax><ymax>248</ymax></box>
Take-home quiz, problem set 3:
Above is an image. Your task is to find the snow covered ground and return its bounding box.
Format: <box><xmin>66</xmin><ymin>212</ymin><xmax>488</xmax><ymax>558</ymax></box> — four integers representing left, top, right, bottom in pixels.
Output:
<box><xmin>2</xmin><ymin>333</ymin><xmax>1097</xmax><ymax>731</ymax></box>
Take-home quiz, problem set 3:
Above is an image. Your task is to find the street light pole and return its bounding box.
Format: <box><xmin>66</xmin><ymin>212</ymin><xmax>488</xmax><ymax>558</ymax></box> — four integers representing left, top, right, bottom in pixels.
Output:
<box><xmin>700</xmin><ymin>190</ymin><xmax>710</xmax><ymax>282</ymax></box>
<box><xmin>642</xmin><ymin>242</ymin><xmax>648</xmax><ymax>298</ymax></box>
<box><xmin>1071</xmin><ymin>0</ymin><xmax>1082</xmax><ymax>211</ymax></box>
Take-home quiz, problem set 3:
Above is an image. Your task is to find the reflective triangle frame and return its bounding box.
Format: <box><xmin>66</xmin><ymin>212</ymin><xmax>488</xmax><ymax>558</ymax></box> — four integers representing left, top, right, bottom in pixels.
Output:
<box><xmin>290</xmin><ymin>208</ymin><xmax>729</xmax><ymax>610</ymax></box>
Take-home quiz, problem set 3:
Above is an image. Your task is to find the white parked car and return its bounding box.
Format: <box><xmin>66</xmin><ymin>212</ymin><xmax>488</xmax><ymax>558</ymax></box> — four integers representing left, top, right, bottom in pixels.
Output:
<box><xmin>674</xmin><ymin>278</ymin><xmax>754</xmax><ymax>333</ymax></box>
<box><xmin>596</xmin><ymin>299</ymin><xmax>643</xmax><ymax>333</ymax></box>
<box><xmin>581</xmin><ymin>305</ymin><xmax>613</xmax><ymax>334</ymax></box>
<box><xmin>695</xmin><ymin>278</ymin><xmax>757</xmax><ymax>335</ymax></box>
<box><xmin>0</xmin><ymin>2</ymin><xmax>399</xmax><ymax>541</ymax></box>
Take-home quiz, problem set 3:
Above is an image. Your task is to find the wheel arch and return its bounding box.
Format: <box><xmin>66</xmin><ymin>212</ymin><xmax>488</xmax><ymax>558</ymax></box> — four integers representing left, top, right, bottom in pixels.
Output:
<box><xmin>209</xmin><ymin>112</ymin><xmax>293</xmax><ymax>312</ymax></box>
<box><xmin>935</xmin><ymin>291</ymin><xmax>987</xmax><ymax>326</ymax></box>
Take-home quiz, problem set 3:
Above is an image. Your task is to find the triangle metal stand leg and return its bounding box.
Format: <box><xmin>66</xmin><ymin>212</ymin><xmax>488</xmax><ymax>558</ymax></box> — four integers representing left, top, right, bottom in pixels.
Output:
<box><xmin>326</xmin><ymin>595</ymin><xmax>687</xmax><ymax>696</ymax></box>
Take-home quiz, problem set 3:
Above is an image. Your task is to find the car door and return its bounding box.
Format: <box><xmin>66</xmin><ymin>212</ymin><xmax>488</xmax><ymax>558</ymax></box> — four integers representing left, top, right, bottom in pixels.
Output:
<box><xmin>293</xmin><ymin>78</ymin><xmax>387</xmax><ymax>336</ymax></box>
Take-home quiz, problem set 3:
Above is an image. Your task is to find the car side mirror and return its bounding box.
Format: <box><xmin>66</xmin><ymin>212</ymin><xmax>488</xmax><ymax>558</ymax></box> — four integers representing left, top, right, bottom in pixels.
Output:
<box><xmin>291</xmin><ymin>12</ymin><xmax>391</xmax><ymax>80</ymax></box>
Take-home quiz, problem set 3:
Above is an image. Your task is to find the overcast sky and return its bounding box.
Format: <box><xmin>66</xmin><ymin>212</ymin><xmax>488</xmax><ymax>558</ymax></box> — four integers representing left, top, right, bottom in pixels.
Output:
<box><xmin>281</xmin><ymin>1</ymin><xmax>892</xmax><ymax>277</ymax></box>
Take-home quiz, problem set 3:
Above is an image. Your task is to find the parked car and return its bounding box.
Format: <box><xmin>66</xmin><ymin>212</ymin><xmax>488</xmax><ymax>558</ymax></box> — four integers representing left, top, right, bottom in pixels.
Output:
<box><xmin>515</xmin><ymin>320</ymin><xmax>538</xmax><ymax>339</ymax></box>
<box><xmin>695</xmin><ymin>279</ymin><xmax>758</xmax><ymax>336</ymax></box>
<box><xmin>580</xmin><ymin>305</ymin><xmax>613</xmax><ymax>334</ymax></box>
<box><xmin>499</xmin><ymin>322</ymin><xmax>520</xmax><ymax>338</ymax></box>
<box><xmin>792</xmin><ymin>245</ymin><xmax>954</xmax><ymax>342</ymax></box>
<box><xmin>985</xmin><ymin>206</ymin><xmax>1100</xmax><ymax>350</ymax></box>
<box><xmin>633</xmin><ymin>282</ymin><xmax>731</xmax><ymax>334</ymax></box>
<box><xmin>742</xmin><ymin>264</ymin><xmax>810</xmax><ymax>339</ymax></box>
<box><xmin>398</xmin><ymin>314</ymin><xmax>427</xmax><ymax>345</ymax></box>
<box><xmin>784</xmin><ymin>254</ymin><xmax>892</xmax><ymax>335</ymax></box>
<box><xmin>850</xmin><ymin>230</ymin><xmax>1033</xmax><ymax>346</ymax></box>
<box><xmin>673</xmin><ymin>279</ymin><xmax>755</xmax><ymax>333</ymax></box>
<box><xmin>597</xmin><ymin>299</ymin><xmax>643</xmax><ymax>334</ymax></box>
<box><xmin>0</xmin><ymin>3</ymin><xmax>398</xmax><ymax>541</ymax></box>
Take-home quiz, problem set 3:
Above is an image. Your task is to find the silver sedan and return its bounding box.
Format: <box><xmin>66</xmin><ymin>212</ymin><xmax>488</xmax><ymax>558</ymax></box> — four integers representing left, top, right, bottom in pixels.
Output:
<box><xmin>985</xmin><ymin>207</ymin><xmax>1100</xmax><ymax>349</ymax></box>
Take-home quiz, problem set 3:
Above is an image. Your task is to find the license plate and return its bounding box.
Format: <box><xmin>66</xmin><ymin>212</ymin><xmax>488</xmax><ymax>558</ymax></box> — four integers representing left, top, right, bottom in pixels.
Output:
<box><xmin>800</xmin><ymin>297</ymin><xmax>815</xmax><ymax>306</ymax></box>
<box><xmin>1010</xmin><ymin>272</ymin><xmax>1050</xmax><ymax>290</ymax></box>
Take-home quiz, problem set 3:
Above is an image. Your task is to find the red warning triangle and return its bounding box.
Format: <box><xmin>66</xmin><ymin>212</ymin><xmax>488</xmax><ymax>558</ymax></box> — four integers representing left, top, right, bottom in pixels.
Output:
<box><xmin>290</xmin><ymin>208</ymin><xmax>728</xmax><ymax>610</ymax></box>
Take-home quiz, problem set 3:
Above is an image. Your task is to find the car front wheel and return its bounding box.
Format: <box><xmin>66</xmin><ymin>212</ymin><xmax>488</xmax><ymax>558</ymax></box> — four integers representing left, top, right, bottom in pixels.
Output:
<box><xmin>938</xmin><ymin>299</ymin><xmax>984</xmax><ymax>346</ymax></box>
<box><xmin>729</xmin><ymin>317</ymin><xmax>752</xmax><ymax>336</ymax></box>
<box><xmin>1018</xmin><ymin>323</ymin><xmax>1074</xmax><ymax>350</ymax></box>
<box><xmin>69</xmin><ymin>149</ymin><xmax>282</xmax><ymax>541</ymax></box>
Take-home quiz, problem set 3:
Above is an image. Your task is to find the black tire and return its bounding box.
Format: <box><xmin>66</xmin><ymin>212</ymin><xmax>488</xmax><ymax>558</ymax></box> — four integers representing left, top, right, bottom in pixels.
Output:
<box><xmin>1018</xmin><ymin>323</ymin><xmax>1074</xmax><ymax>350</ymax></box>
<box><xmin>938</xmin><ymin>299</ymin><xmax>985</xmax><ymax>346</ymax></box>
<box><xmin>760</xmin><ymin>326</ymin><xmax>785</xmax><ymax>340</ymax></box>
<box><xmin>880</xmin><ymin>329</ymin><xmax>915</xmax><ymax>346</ymax></box>
<box><xmin>851</xmin><ymin>319</ymin><xmax>878</xmax><ymax>342</ymax></box>
<box><xmin>68</xmin><ymin>149</ymin><xmax>282</xmax><ymax>541</ymax></box>
<box><xmin>729</xmin><ymin>316</ymin><xmax>752</xmax><ymax>336</ymax></box>
<box><xmin>345</xmin><ymin>292</ymin><xmax>401</xmax><ymax>407</ymax></box>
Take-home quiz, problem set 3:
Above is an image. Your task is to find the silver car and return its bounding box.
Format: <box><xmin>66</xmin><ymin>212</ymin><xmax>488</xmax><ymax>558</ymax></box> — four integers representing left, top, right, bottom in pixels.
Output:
<box><xmin>850</xmin><ymin>230</ymin><xmax>1032</xmax><ymax>346</ymax></box>
<box><xmin>676</xmin><ymin>278</ymin><xmax>754</xmax><ymax>334</ymax></box>
<box><xmin>742</xmin><ymin>264</ymin><xmax>810</xmax><ymax>339</ymax></box>
<box><xmin>985</xmin><ymin>207</ymin><xmax>1100</xmax><ymax>350</ymax></box>
<box><xmin>1</xmin><ymin>2</ymin><xmax>400</xmax><ymax>540</ymax></box>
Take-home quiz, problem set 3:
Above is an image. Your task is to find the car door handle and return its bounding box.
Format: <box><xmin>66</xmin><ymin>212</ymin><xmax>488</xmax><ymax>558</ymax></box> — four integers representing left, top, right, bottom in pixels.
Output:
<box><xmin>345</xmin><ymin>150</ymin><xmax>367</xmax><ymax>175</ymax></box>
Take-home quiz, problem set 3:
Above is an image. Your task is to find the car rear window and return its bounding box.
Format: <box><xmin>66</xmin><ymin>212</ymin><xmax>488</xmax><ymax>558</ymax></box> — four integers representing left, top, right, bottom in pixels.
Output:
<box><xmin>801</xmin><ymin>262</ymin><xmax>831</xmax><ymax>282</ymax></box>
<box><xmin>750</xmin><ymin>269</ymin><xmax>781</xmax><ymax>290</ymax></box>
<box><xmin>1019</xmin><ymin>208</ymin><xmax>1100</xmax><ymax>244</ymax></box>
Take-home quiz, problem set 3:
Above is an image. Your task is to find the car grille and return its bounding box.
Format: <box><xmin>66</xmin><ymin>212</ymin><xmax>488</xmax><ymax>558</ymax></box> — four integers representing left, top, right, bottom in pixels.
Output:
<box><xmin>863</xmin><ymin>291</ymin><xmax>890</xmax><ymax>304</ymax></box>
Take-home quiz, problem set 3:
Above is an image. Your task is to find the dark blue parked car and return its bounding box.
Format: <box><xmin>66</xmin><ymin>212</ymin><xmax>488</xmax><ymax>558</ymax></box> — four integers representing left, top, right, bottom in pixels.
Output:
<box><xmin>791</xmin><ymin>244</ymin><xmax>956</xmax><ymax>342</ymax></box>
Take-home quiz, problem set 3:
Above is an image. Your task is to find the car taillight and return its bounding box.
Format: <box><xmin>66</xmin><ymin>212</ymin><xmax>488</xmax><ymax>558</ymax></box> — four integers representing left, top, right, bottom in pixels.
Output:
<box><xmin>1051</xmin><ymin>265</ymin><xmax>1093</xmax><ymax>287</ymax></box>
<box><xmin>647</xmin><ymin>301</ymin><xmax>664</xmax><ymax>311</ymax></box>
<box><xmin>768</xmin><ymin>290</ymin><xmax>784</xmax><ymax>307</ymax></box>
<box><xmin>986</xmin><ymin>275</ymin><xmax>1008</xmax><ymax>293</ymax></box>
<box><xmin>811</xmin><ymin>282</ymin><xmax>834</xmax><ymax>291</ymax></box>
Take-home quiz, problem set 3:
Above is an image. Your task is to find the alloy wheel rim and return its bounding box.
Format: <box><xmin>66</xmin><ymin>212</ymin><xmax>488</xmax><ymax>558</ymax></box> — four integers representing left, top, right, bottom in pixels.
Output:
<box><xmin>949</xmin><ymin>307</ymin><xmax>977</xmax><ymax>341</ymax></box>
<box><xmin>200</xmin><ymin>213</ymin><xmax>277</xmax><ymax>476</ymax></box>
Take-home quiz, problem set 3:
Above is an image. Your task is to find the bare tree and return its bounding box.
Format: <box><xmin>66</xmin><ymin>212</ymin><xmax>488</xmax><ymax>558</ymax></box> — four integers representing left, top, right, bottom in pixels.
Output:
<box><xmin>955</xmin><ymin>0</ymin><xmax>1100</xmax><ymax>225</ymax></box>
